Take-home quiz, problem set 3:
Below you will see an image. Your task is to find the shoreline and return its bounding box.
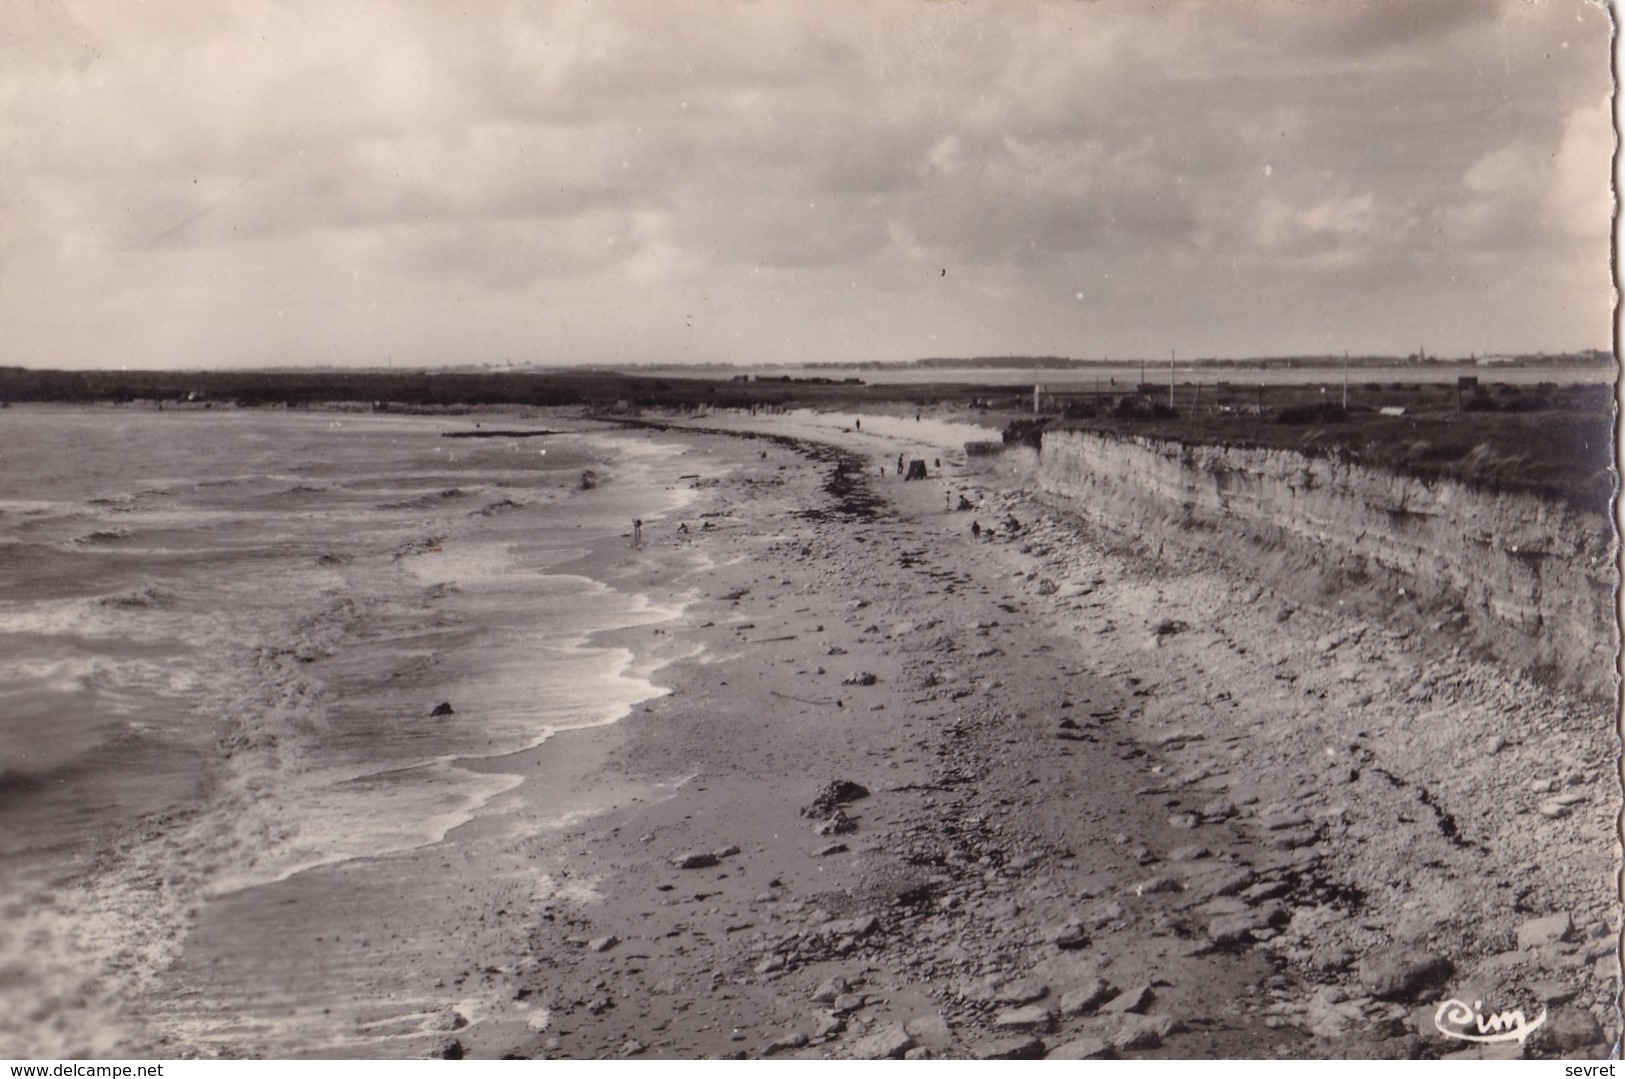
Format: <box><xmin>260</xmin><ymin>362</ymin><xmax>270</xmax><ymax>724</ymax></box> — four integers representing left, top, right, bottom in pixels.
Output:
<box><xmin>448</xmin><ymin>411</ymin><xmax>1615</xmax><ymax>1060</ymax></box>
<box><xmin>123</xmin><ymin>409</ymin><xmax>1619</xmax><ymax>1060</ymax></box>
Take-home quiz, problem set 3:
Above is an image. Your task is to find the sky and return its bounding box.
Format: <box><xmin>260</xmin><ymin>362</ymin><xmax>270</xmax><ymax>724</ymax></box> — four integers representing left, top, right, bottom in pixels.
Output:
<box><xmin>0</xmin><ymin>0</ymin><xmax>1615</xmax><ymax>370</ymax></box>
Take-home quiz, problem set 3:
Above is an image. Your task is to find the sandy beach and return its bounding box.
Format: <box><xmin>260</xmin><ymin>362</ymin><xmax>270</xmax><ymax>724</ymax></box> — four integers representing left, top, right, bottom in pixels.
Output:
<box><xmin>117</xmin><ymin>407</ymin><xmax>1613</xmax><ymax>1061</ymax></box>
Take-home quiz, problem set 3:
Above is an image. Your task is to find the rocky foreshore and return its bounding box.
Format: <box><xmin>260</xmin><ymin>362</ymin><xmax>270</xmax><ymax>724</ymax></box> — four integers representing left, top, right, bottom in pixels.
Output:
<box><xmin>436</xmin><ymin>410</ymin><xmax>1618</xmax><ymax>1061</ymax></box>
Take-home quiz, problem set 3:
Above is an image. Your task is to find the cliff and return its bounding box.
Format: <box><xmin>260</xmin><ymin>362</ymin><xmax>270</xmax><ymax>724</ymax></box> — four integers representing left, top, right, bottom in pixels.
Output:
<box><xmin>1028</xmin><ymin>430</ymin><xmax>1617</xmax><ymax>697</ymax></box>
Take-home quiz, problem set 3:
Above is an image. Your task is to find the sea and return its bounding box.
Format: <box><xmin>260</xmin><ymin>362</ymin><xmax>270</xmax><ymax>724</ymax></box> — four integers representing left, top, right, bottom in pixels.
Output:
<box><xmin>0</xmin><ymin>406</ymin><xmax>704</xmax><ymax>1058</ymax></box>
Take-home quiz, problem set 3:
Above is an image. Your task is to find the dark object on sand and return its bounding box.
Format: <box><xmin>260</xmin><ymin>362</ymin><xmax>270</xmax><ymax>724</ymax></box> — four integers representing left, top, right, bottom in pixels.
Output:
<box><xmin>439</xmin><ymin>1039</ymin><xmax>465</xmax><ymax>1059</ymax></box>
<box><xmin>442</xmin><ymin>429</ymin><xmax>556</xmax><ymax>439</ymax></box>
<box><xmin>430</xmin><ymin>702</ymin><xmax>455</xmax><ymax>717</ymax></box>
<box><xmin>905</xmin><ymin>459</ymin><xmax>929</xmax><ymax>480</ymax></box>
<box><xmin>672</xmin><ymin>851</ymin><xmax>720</xmax><ymax>869</ymax></box>
<box><xmin>802</xmin><ymin>779</ymin><xmax>871</xmax><ymax>818</ymax></box>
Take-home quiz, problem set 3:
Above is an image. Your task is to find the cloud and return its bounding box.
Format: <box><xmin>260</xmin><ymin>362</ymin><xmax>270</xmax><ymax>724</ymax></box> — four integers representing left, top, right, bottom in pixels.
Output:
<box><xmin>0</xmin><ymin>0</ymin><xmax>1613</xmax><ymax>368</ymax></box>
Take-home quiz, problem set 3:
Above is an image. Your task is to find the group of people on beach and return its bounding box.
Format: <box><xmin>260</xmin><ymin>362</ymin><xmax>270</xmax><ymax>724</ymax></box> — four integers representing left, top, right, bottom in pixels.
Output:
<box><xmin>970</xmin><ymin>513</ymin><xmax>1020</xmax><ymax>541</ymax></box>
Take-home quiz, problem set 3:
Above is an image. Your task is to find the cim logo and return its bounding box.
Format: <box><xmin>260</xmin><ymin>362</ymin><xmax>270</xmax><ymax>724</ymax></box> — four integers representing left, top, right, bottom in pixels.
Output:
<box><xmin>1433</xmin><ymin>998</ymin><xmax>1548</xmax><ymax>1046</ymax></box>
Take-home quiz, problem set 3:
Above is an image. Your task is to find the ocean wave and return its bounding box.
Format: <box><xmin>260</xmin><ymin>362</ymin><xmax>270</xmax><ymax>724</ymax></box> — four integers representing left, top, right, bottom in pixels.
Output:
<box><xmin>73</xmin><ymin>527</ymin><xmax>133</xmax><ymax>546</ymax></box>
<box><xmin>96</xmin><ymin>585</ymin><xmax>177</xmax><ymax>609</ymax></box>
<box><xmin>377</xmin><ymin>487</ymin><xmax>470</xmax><ymax>511</ymax></box>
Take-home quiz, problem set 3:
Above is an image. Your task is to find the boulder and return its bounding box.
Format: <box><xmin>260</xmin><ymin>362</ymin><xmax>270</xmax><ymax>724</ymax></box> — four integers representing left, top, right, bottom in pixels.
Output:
<box><xmin>1109</xmin><ymin>1017</ymin><xmax>1164</xmax><ymax>1051</ymax></box>
<box><xmin>1539</xmin><ymin>1007</ymin><xmax>1606</xmax><ymax>1053</ymax></box>
<box><xmin>1207</xmin><ymin>912</ymin><xmax>1261</xmax><ymax>946</ymax></box>
<box><xmin>1516</xmin><ymin>912</ymin><xmax>1573</xmax><ymax>951</ymax></box>
<box><xmin>1103</xmin><ymin>984</ymin><xmax>1152</xmax><ymax>1014</ymax></box>
<box><xmin>671</xmin><ymin>851</ymin><xmax>719</xmax><ymax>869</ymax></box>
<box><xmin>802</xmin><ymin>779</ymin><xmax>871</xmax><ymax>819</ymax></box>
<box><xmin>430</xmin><ymin>702</ymin><xmax>455</xmax><ymax>717</ymax></box>
<box><xmin>903</xmin><ymin>1013</ymin><xmax>954</xmax><ymax>1051</ymax></box>
<box><xmin>762</xmin><ymin>1031</ymin><xmax>808</xmax><ymax>1055</ymax></box>
<box><xmin>991</xmin><ymin>1004</ymin><xmax>1056</xmax><ymax>1033</ymax></box>
<box><xmin>1357</xmin><ymin>948</ymin><xmax>1453</xmax><ymax>1001</ymax></box>
<box><xmin>971</xmin><ymin>1035</ymin><xmax>1045</xmax><ymax>1060</ymax></box>
<box><xmin>1060</xmin><ymin>978</ymin><xmax>1114</xmax><ymax>1017</ymax></box>
<box><xmin>821</xmin><ymin>915</ymin><xmax>879</xmax><ymax>938</ymax></box>
<box><xmin>994</xmin><ymin>977</ymin><xmax>1049</xmax><ymax>1005</ymax></box>
<box><xmin>1047</xmin><ymin>1036</ymin><xmax>1112</xmax><ymax>1059</ymax></box>
<box><xmin>848</xmin><ymin>1023</ymin><xmax>914</xmax><ymax>1060</ymax></box>
<box><xmin>811</xmin><ymin>976</ymin><xmax>848</xmax><ymax>1003</ymax></box>
<box><xmin>1048</xmin><ymin>923</ymin><xmax>1089</xmax><ymax>950</ymax></box>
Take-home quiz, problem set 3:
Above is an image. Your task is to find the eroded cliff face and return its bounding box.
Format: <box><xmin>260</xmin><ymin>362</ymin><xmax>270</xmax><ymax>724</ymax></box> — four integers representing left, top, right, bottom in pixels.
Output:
<box><xmin>1030</xmin><ymin>430</ymin><xmax>1617</xmax><ymax>696</ymax></box>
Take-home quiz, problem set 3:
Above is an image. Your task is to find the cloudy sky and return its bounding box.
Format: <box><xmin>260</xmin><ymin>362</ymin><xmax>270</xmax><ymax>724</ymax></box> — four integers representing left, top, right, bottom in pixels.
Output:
<box><xmin>0</xmin><ymin>0</ymin><xmax>1614</xmax><ymax>369</ymax></box>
